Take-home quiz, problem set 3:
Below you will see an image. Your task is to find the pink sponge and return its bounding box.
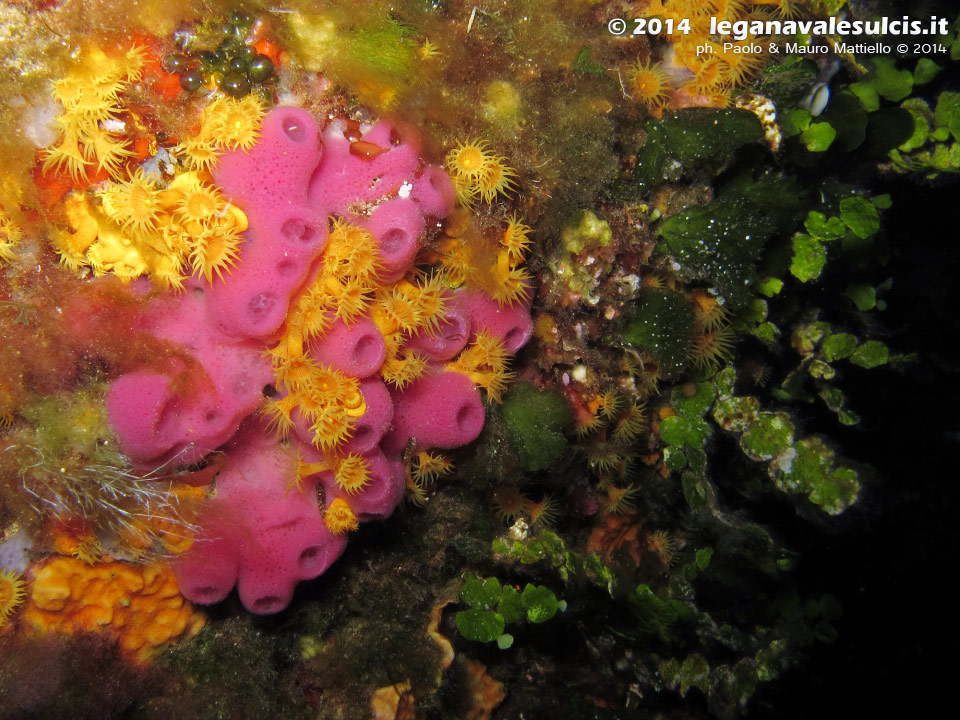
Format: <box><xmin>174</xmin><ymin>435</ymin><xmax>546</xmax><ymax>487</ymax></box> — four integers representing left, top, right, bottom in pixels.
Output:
<box><xmin>210</xmin><ymin>107</ymin><xmax>329</xmax><ymax>340</ymax></box>
<box><xmin>404</xmin><ymin>290</ymin><xmax>470</xmax><ymax>362</ymax></box>
<box><xmin>106</xmin><ymin>105</ymin><xmax>538</xmax><ymax>616</ymax></box>
<box><xmin>464</xmin><ymin>289</ymin><xmax>534</xmax><ymax>354</ymax></box>
<box><xmin>307</xmin><ymin>316</ymin><xmax>385</xmax><ymax>378</ymax></box>
<box><xmin>381</xmin><ymin>370</ymin><xmax>486</xmax><ymax>455</ymax></box>
<box><xmin>308</xmin><ymin>119</ymin><xmax>420</xmax><ymax>216</ymax></box>
<box><xmin>362</xmin><ymin>198</ymin><xmax>425</xmax><ymax>283</ymax></box>
<box><xmin>173</xmin><ymin>423</ymin><xmax>348</xmax><ymax>614</ymax></box>
<box><xmin>105</xmin><ymin>280</ymin><xmax>272</xmax><ymax>467</ymax></box>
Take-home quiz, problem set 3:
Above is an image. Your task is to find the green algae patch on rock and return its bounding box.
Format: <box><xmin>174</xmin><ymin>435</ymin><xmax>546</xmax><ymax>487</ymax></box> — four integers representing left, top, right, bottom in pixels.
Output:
<box><xmin>658</xmin><ymin>108</ymin><xmax>765</xmax><ymax>166</ymax></box>
<box><xmin>501</xmin><ymin>382</ymin><xmax>572</xmax><ymax>472</ymax></box>
<box><xmin>670</xmin><ymin>381</ymin><xmax>717</xmax><ymax>419</ymax></box>
<box><xmin>740</xmin><ymin>412</ymin><xmax>795</xmax><ymax>462</ymax></box>
<box><xmin>839</xmin><ymin>196</ymin><xmax>881</xmax><ymax>239</ymax></box>
<box><xmin>850</xmin><ymin>340</ymin><xmax>889</xmax><ymax>368</ymax></box>
<box><xmin>790</xmin><ymin>233</ymin><xmax>828</xmax><ymax>282</ymax></box>
<box><xmin>631</xmin><ymin>584</ymin><xmax>692</xmax><ymax>643</ymax></box>
<box><xmin>660</xmin><ymin>416</ymin><xmax>710</xmax><ymax>453</ymax></box>
<box><xmin>770</xmin><ymin>437</ymin><xmax>860</xmax><ymax>514</ymax></box>
<box><xmin>934</xmin><ymin>90</ymin><xmax>960</xmax><ymax>139</ymax></box>
<box><xmin>821</xmin><ymin>332</ymin><xmax>858</xmax><ymax>362</ymax></box>
<box><xmin>455</xmin><ymin>608</ymin><xmax>505</xmax><ymax>643</ymax></box>
<box><xmin>630</xmin><ymin>107</ymin><xmax>764</xmax><ymax>190</ymax></box>
<box><xmin>657</xmin><ymin>173</ymin><xmax>806</xmax><ymax>308</ymax></box>
<box><xmin>460</xmin><ymin>574</ymin><xmax>502</xmax><ymax>610</ymax></box>
<box><xmin>802</xmin><ymin>122</ymin><xmax>836</xmax><ymax>152</ymax></box>
<box><xmin>522</xmin><ymin>583</ymin><xmax>561</xmax><ymax>624</ymax></box>
<box><xmin>622</xmin><ymin>288</ymin><xmax>695</xmax><ymax>381</ymax></box>
<box><xmin>713</xmin><ymin>395</ymin><xmax>760</xmax><ymax>433</ymax></box>
<box><xmin>851</xmin><ymin>56</ymin><xmax>914</xmax><ymax>105</ymax></box>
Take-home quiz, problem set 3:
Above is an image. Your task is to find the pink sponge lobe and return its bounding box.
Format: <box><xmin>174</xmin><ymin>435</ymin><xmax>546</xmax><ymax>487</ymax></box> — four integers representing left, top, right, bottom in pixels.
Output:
<box><xmin>363</xmin><ymin>198</ymin><xmax>424</xmax><ymax>283</ymax></box>
<box><xmin>404</xmin><ymin>290</ymin><xmax>470</xmax><ymax>362</ymax></box>
<box><xmin>411</xmin><ymin>165</ymin><xmax>455</xmax><ymax>218</ymax></box>
<box><xmin>464</xmin><ymin>289</ymin><xmax>534</xmax><ymax>354</ymax></box>
<box><xmin>307</xmin><ymin>316</ymin><xmax>386</xmax><ymax>378</ymax></box>
<box><xmin>105</xmin><ymin>372</ymin><xmax>175</xmax><ymax>463</ymax></box>
<box><xmin>309</xmin><ymin>120</ymin><xmax>420</xmax><ymax>216</ymax></box>
<box><xmin>382</xmin><ymin>370</ymin><xmax>485</xmax><ymax>454</ymax></box>
<box><xmin>214</xmin><ymin>106</ymin><xmax>320</xmax><ymax>213</ymax></box>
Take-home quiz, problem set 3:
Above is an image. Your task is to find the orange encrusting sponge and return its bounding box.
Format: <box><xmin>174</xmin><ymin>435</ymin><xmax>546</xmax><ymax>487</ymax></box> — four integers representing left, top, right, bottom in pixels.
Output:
<box><xmin>20</xmin><ymin>556</ymin><xmax>205</xmax><ymax>661</ymax></box>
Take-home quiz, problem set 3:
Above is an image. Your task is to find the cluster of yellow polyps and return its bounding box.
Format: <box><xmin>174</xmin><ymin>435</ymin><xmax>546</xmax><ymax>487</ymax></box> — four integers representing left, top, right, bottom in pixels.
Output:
<box><xmin>286</xmin><ymin>446</ymin><xmax>371</xmax><ymax>497</ymax></box>
<box><xmin>263</xmin><ymin>351</ymin><xmax>366</xmax><ymax>454</ymax></box>
<box><xmin>372</xmin><ymin>273</ymin><xmax>450</xmax><ymax>390</ymax></box>
<box><xmin>689</xmin><ymin>289</ymin><xmax>736</xmax><ymax>371</ymax></box>
<box><xmin>404</xmin><ymin>450</ymin><xmax>454</xmax><ymax>506</ymax></box>
<box><xmin>572</xmin><ymin>390</ymin><xmax>650</xmax><ymax>516</ymax></box>
<box><xmin>491</xmin><ymin>485</ymin><xmax>559</xmax><ymax>528</ymax></box>
<box><xmin>51</xmin><ymin>170</ymin><xmax>247</xmax><ymax>289</ymax></box>
<box><xmin>0</xmin><ymin>209</ymin><xmax>21</xmax><ymax>264</ymax></box>
<box><xmin>41</xmin><ymin>45</ymin><xmax>146</xmax><ymax>181</ymax></box>
<box><xmin>447</xmin><ymin>330</ymin><xmax>515</xmax><ymax>403</ymax></box>
<box><xmin>631</xmin><ymin>0</ymin><xmax>801</xmax><ymax>109</ymax></box>
<box><xmin>438</xmin><ymin>213</ymin><xmax>532</xmax><ymax>306</ymax></box>
<box><xmin>175</xmin><ymin>96</ymin><xmax>266</xmax><ymax>172</ymax></box>
<box><xmin>41</xmin><ymin>51</ymin><xmax>267</xmax><ymax>289</ymax></box>
<box><xmin>444</xmin><ymin>138</ymin><xmax>517</xmax><ymax>208</ymax></box>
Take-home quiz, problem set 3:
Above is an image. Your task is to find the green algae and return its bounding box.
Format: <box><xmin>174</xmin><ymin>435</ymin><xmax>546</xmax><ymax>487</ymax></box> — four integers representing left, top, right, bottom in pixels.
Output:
<box><xmin>455</xmin><ymin>573</ymin><xmax>562</xmax><ymax>645</ymax></box>
<box><xmin>561</xmin><ymin>210</ymin><xmax>611</xmax><ymax>253</ymax></box>
<box><xmin>657</xmin><ymin>172</ymin><xmax>807</xmax><ymax>308</ymax></box>
<box><xmin>621</xmin><ymin>288</ymin><xmax>694</xmax><ymax>380</ymax></box>
<box><xmin>501</xmin><ymin>382</ymin><xmax>571</xmax><ymax>472</ymax></box>
<box><xmin>631</xmin><ymin>108</ymin><xmax>765</xmax><ymax>190</ymax></box>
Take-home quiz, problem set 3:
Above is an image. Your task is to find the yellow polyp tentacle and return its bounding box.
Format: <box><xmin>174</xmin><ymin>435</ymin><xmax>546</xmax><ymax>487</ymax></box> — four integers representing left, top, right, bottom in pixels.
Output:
<box><xmin>324</xmin><ymin>275</ymin><xmax>344</xmax><ymax>295</ymax></box>
<box><xmin>342</xmin><ymin>390</ymin><xmax>367</xmax><ymax>418</ymax></box>
<box><xmin>370</xmin><ymin>306</ymin><xmax>399</xmax><ymax>336</ymax></box>
<box><xmin>285</xmin><ymin>329</ymin><xmax>304</xmax><ymax>359</ymax></box>
<box><xmin>227</xmin><ymin>206</ymin><xmax>248</xmax><ymax>232</ymax></box>
<box><xmin>496</xmin><ymin>250</ymin><xmax>511</xmax><ymax>279</ymax></box>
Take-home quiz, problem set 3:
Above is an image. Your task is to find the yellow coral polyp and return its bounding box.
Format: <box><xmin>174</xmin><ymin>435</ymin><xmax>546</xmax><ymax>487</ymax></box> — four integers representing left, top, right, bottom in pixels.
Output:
<box><xmin>190</xmin><ymin>226</ymin><xmax>243</xmax><ymax>284</ymax></box>
<box><xmin>380</xmin><ymin>347</ymin><xmax>428</xmax><ymax>389</ymax></box>
<box><xmin>488</xmin><ymin>252</ymin><xmax>532</xmax><ymax>307</ymax></box>
<box><xmin>0</xmin><ymin>568</ymin><xmax>26</xmax><ymax>626</ymax></box>
<box><xmin>448</xmin><ymin>331</ymin><xmax>514</xmax><ymax>403</ymax></box>
<box><xmin>324</xmin><ymin>497</ymin><xmax>359</xmax><ymax>534</ymax></box>
<box><xmin>43</xmin><ymin>45</ymin><xmax>143</xmax><ymax>182</ymax></box>
<box><xmin>411</xmin><ymin>451</ymin><xmax>453</xmax><ymax>483</ymax></box>
<box><xmin>208</xmin><ymin>96</ymin><xmax>266</xmax><ymax>151</ymax></box>
<box><xmin>630</xmin><ymin>59</ymin><xmax>671</xmax><ymax>109</ymax></box>
<box><xmin>445</xmin><ymin>139</ymin><xmax>517</xmax><ymax>207</ymax></box>
<box><xmin>177</xmin><ymin>136</ymin><xmax>220</xmax><ymax>173</ymax></box>
<box><xmin>0</xmin><ymin>210</ymin><xmax>22</xmax><ymax>264</ymax></box>
<box><xmin>325</xmin><ymin>220</ymin><xmax>383</xmax><ymax>281</ymax></box>
<box><xmin>333</xmin><ymin>453</ymin><xmax>371</xmax><ymax>495</ymax></box>
<box><xmin>98</xmin><ymin>168</ymin><xmax>163</xmax><ymax>235</ymax></box>
<box><xmin>475</xmin><ymin>157</ymin><xmax>517</xmax><ymax>203</ymax></box>
<box><xmin>603</xmin><ymin>484</ymin><xmax>640</xmax><ymax>514</ymax></box>
<box><xmin>501</xmin><ymin>216</ymin><xmax>532</xmax><ymax>264</ymax></box>
<box><xmin>445</xmin><ymin>139</ymin><xmax>493</xmax><ymax>180</ymax></box>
